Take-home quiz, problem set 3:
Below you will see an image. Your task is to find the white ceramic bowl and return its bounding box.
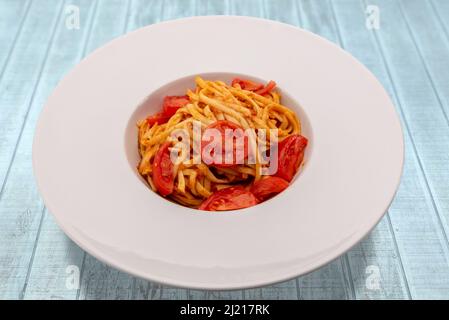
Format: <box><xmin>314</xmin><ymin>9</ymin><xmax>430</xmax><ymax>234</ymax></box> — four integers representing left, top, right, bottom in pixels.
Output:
<box><xmin>33</xmin><ymin>16</ymin><xmax>404</xmax><ymax>290</ymax></box>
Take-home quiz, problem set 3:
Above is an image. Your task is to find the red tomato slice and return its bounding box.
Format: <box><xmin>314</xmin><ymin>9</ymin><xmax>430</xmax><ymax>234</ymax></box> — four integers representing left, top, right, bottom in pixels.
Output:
<box><xmin>147</xmin><ymin>95</ymin><xmax>189</xmax><ymax>126</ymax></box>
<box><xmin>201</xmin><ymin>120</ymin><xmax>248</xmax><ymax>168</ymax></box>
<box><xmin>231</xmin><ymin>78</ymin><xmax>264</xmax><ymax>91</ymax></box>
<box><xmin>147</xmin><ymin>112</ymin><xmax>171</xmax><ymax>126</ymax></box>
<box><xmin>162</xmin><ymin>95</ymin><xmax>190</xmax><ymax>117</ymax></box>
<box><xmin>199</xmin><ymin>186</ymin><xmax>258</xmax><ymax>211</ymax></box>
<box><xmin>152</xmin><ymin>142</ymin><xmax>175</xmax><ymax>196</ymax></box>
<box><xmin>276</xmin><ymin>134</ymin><xmax>308</xmax><ymax>182</ymax></box>
<box><xmin>255</xmin><ymin>80</ymin><xmax>276</xmax><ymax>95</ymax></box>
<box><xmin>250</xmin><ymin>176</ymin><xmax>289</xmax><ymax>201</ymax></box>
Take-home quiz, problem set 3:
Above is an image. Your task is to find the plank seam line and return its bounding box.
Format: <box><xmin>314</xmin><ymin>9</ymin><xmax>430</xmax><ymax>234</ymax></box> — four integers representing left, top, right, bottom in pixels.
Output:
<box><xmin>0</xmin><ymin>0</ymin><xmax>32</xmax><ymax>83</ymax></box>
<box><xmin>75</xmin><ymin>252</ymin><xmax>87</xmax><ymax>300</ymax></box>
<box><xmin>260</xmin><ymin>0</ymin><xmax>267</xmax><ymax>18</ymax></box>
<box><xmin>341</xmin><ymin>255</ymin><xmax>356</xmax><ymax>299</ymax></box>
<box><xmin>361</xmin><ymin>0</ymin><xmax>448</xmax><ymax>299</ymax></box>
<box><xmin>79</xmin><ymin>0</ymin><xmax>99</xmax><ymax>59</ymax></box>
<box><xmin>398</xmin><ymin>0</ymin><xmax>449</xmax><ymax>132</ymax></box>
<box><xmin>193</xmin><ymin>0</ymin><xmax>198</xmax><ymax>16</ymax></box>
<box><xmin>158</xmin><ymin>0</ymin><xmax>164</xmax><ymax>23</ymax></box>
<box><xmin>429</xmin><ymin>0</ymin><xmax>449</xmax><ymax>50</ymax></box>
<box><xmin>123</xmin><ymin>0</ymin><xmax>132</xmax><ymax>35</ymax></box>
<box><xmin>226</xmin><ymin>0</ymin><xmax>232</xmax><ymax>16</ymax></box>
<box><xmin>295</xmin><ymin>0</ymin><xmax>304</xmax><ymax>27</ymax></box>
<box><xmin>385</xmin><ymin>213</ymin><xmax>412</xmax><ymax>298</ymax></box>
<box><xmin>19</xmin><ymin>207</ymin><xmax>46</xmax><ymax>299</ymax></box>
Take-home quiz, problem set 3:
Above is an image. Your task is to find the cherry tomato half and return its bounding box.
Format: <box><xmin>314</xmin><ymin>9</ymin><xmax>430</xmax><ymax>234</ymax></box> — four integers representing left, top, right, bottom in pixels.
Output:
<box><xmin>152</xmin><ymin>142</ymin><xmax>175</xmax><ymax>196</ymax></box>
<box><xmin>147</xmin><ymin>112</ymin><xmax>171</xmax><ymax>126</ymax></box>
<box><xmin>199</xmin><ymin>186</ymin><xmax>258</xmax><ymax>211</ymax></box>
<box><xmin>162</xmin><ymin>95</ymin><xmax>190</xmax><ymax>117</ymax></box>
<box><xmin>201</xmin><ymin>120</ymin><xmax>248</xmax><ymax>168</ymax></box>
<box><xmin>255</xmin><ymin>80</ymin><xmax>277</xmax><ymax>95</ymax></box>
<box><xmin>147</xmin><ymin>96</ymin><xmax>190</xmax><ymax>126</ymax></box>
<box><xmin>231</xmin><ymin>78</ymin><xmax>264</xmax><ymax>91</ymax></box>
<box><xmin>250</xmin><ymin>176</ymin><xmax>289</xmax><ymax>201</ymax></box>
<box><xmin>276</xmin><ymin>134</ymin><xmax>308</xmax><ymax>182</ymax></box>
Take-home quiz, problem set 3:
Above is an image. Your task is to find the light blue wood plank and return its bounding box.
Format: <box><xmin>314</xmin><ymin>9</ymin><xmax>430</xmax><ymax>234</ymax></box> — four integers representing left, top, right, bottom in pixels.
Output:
<box><xmin>298</xmin><ymin>0</ymin><xmax>338</xmax><ymax>44</ymax></box>
<box><xmin>263</xmin><ymin>0</ymin><xmax>302</xmax><ymax>26</ymax></box>
<box><xmin>22</xmin><ymin>0</ymin><xmax>130</xmax><ymax>300</ymax></box>
<box><xmin>79</xmin><ymin>254</ymin><xmax>135</xmax><ymax>300</ymax></box>
<box><xmin>296</xmin><ymin>260</ymin><xmax>351</xmax><ymax>299</ymax></box>
<box><xmin>431</xmin><ymin>1</ymin><xmax>449</xmax><ymax>61</ymax></box>
<box><xmin>0</xmin><ymin>0</ymin><xmax>65</xmax><ymax>299</ymax></box>
<box><xmin>228</xmin><ymin>0</ymin><xmax>264</xmax><ymax>17</ymax></box>
<box><xmin>400</xmin><ymin>0</ymin><xmax>449</xmax><ymax>219</ymax></box>
<box><xmin>0</xmin><ymin>1</ymin><xmax>30</xmax><ymax>79</ymax></box>
<box><xmin>0</xmin><ymin>0</ymin><xmax>45</xmax><ymax>191</ymax></box>
<box><xmin>127</xmin><ymin>0</ymin><xmax>164</xmax><ymax>32</ymax></box>
<box><xmin>196</xmin><ymin>0</ymin><xmax>227</xmax><ymax>16</ymax></box>
<box><xmin>349</xmin><ymin>0</ymin><xmax>449</xmax><ymax>298</ymax></box>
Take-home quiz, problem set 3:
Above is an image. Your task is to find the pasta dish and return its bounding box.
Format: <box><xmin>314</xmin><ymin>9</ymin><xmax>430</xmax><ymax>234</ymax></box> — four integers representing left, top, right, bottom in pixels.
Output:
<box><xmin>137</xmin><ymin>76</ymin><xmax>308</xmax><ymax>211</ymax></box>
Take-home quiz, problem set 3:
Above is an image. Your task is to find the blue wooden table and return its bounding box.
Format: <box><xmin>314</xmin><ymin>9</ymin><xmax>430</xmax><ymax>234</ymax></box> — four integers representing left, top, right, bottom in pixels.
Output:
<box><xmin>1</xmin><ymin>0</ymin><xmax>449</xmax><ymax>300</ymax></box>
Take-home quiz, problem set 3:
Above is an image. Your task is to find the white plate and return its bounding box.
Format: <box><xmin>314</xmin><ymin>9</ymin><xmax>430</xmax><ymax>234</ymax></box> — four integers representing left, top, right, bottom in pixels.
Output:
<box><xmin>33</xmin><ymin>16</ymin><xmax>404</xmax><ymax>290</ymax></box>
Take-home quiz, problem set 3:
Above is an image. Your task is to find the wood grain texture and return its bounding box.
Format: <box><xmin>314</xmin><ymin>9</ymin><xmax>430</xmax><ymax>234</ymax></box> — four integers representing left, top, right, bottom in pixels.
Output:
<box><xmin>332</xmin><ymin>0</ymin><xmax>449</xmax><ymax>299</ymax></box>
<box><xmin>400</xmin><ymin>0</ymin><xmax>449</xmax><ymax>227</ymax></box>
<box><xmin>0</xmin><ymin>0</ymin><xmax>65</xmax><ymax>299</ymax></box>
<box><xmin>0</xmin><ymin>0</ymin><xmax>31</xmax><ymax>206</ymax></box>
<box><xmin>0</xmin><ymin>0</ymin><xmax>449</xmax><ymax>299</ymax></box>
